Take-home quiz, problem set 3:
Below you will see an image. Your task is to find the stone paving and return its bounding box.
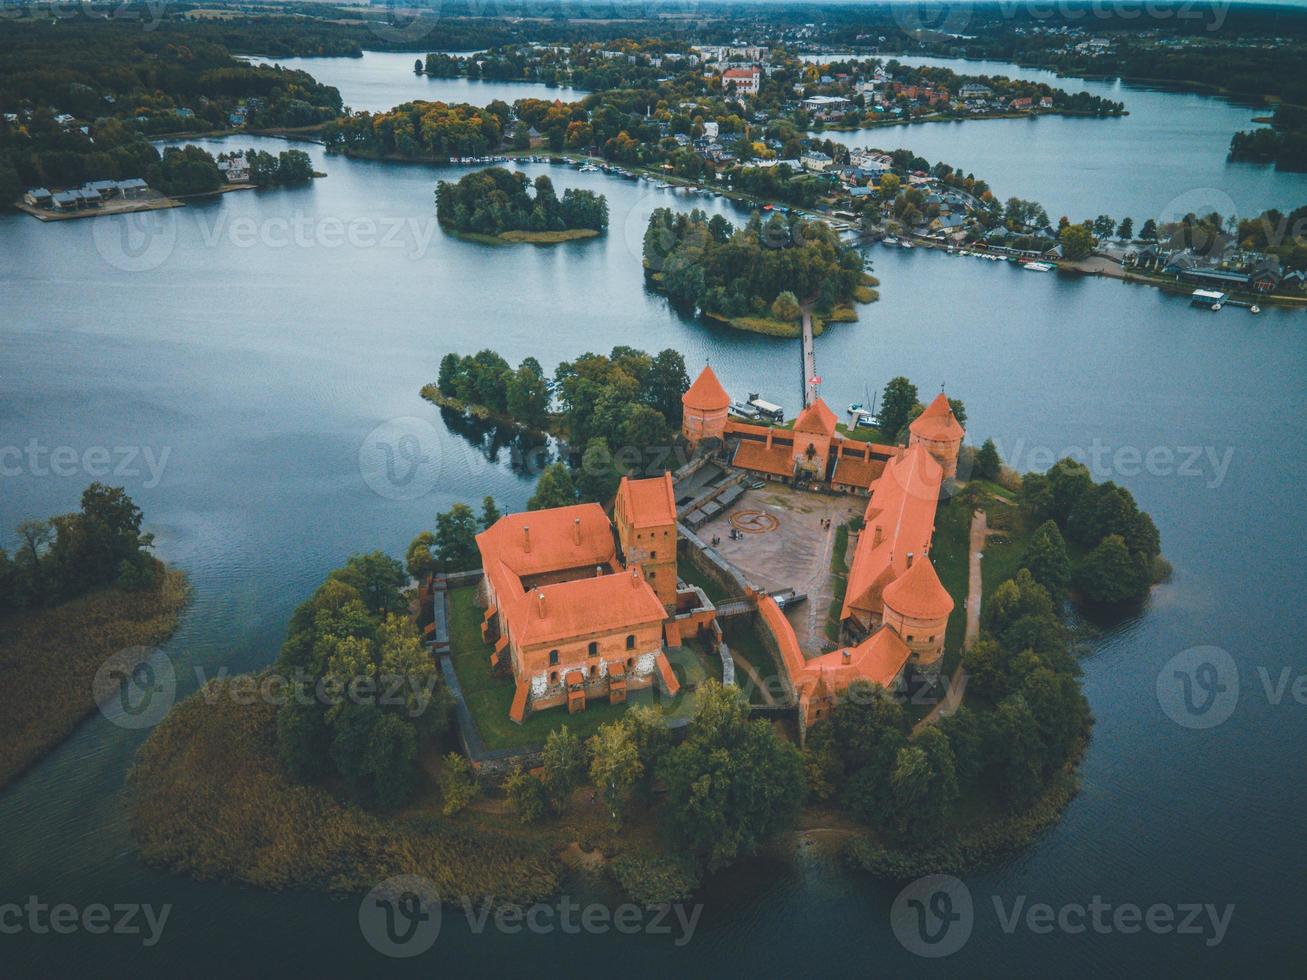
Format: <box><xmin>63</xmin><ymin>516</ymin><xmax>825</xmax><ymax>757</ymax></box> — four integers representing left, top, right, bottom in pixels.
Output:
<box><xmin>698</xmin><ymin>482</ymin><xmax>862</xmax><ymax>654</ymax></box>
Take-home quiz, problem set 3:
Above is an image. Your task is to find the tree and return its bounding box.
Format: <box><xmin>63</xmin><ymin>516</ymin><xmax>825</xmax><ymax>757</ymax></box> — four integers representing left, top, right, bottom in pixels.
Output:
<box><xmin>1117</xmin><ymin>216</ymin><xmax>1134</xmax><ymax>240</ymax></box>
<box><xmin>542</xmin><ymin>725</ymin><xmax>587</xmax><ymax>805</ymax></box>
<box><xmin>505</xmin><ymin>362</ymin><xmax>551</xmax><ymax>430</ymax></box>
<box><xmin>770</xmin><ymin>290</ymin><xmax>802</xmax><ymax>322</ymax></box>
<box><xmin>1058</xmin><ymin>222</ymin><xmax>1095</xmax><ymax>260</ymax></box>
<box><xmin>329</xmin><ymin>704</ymin><xmax>418</xmax><ymax>810</ymax></box>
<box><xmin>660</xmin><ymin>683</ymin><xmax>805</xmax><ymax>870</ymax></box>
<box><xmin>434</xmin><ymin>503</ymin><xmax>480</xmax><ymax>572</ymax></box>
<box><xmin>1140</xmin><ymin>218</ymin><xmax>1158</xmax><ymax>241</ymax></box>
<box><xmin>992</xmin><ymin>694</ymin><xmax>1045</xmax><ymax>807</ymax></box>
<box><xmin>528</xmin><ymin>462</ymin><xmax>578</xmax><ymax>511</ymax></box>
<box><xmin>405</xmin><ymin>531</ymin><xmax>437</xmax><ymax>580</ymax></box>
<box><xmin>503</xmin><ymin>765</ymin><xmax>550</xmax><ymax>823</ymax></box>
<box><xmin>1075</xmin><ymin>534</ymin><xmax>1148</xmax><ymax>604</ymax></box>
<box><xmin>328</xmin><ymin>551</ymin><xmax>407</xmax><ymax>617</ymax></box>
<box><xmin>1093</xmin><ymin>214</ymin><xmax>1116</xmax><ymax>238</ymax></box>
<box><xmin>437</xmin><ymin>352</ymin><xmax>461</xmax><ymax>397</ymax></box>
<box><xmin>588</xmin><ymin>720</ymin><xmax>643</xmax><ymax>827</ymax></box>
<box><xmin>962</xmin><ymin>635</ymin><xmax>1009</xmax><ymax>701</ymax></box>
<box><xmin>647</xmin><ymin>349</ymin><xmax>690</xmax><ymax>427</ymax></box>
<box><xmin>439</xmin><ymin>751</ymin><xmax>480</xmax><ymax>815</ymax></box>
<box><xmin>577</xmin><ymin>437</ymin><xmax>621</xmax><ymax>504</ymax></box>
<box><xmin>972</xmin><ymin>438</ymin><xmax>1001</xmax><ymax>481</ymax></box>
<box><xmin>1023</xmin><ymin>520</ymin><xmax>1072</xmax><ymax>600</ymax></box>
<box><xmin>878</xmin><ymin>377</ymin><xmax>919</xmax><ymax>443</ymax></box>
<box><xmin>479</xmin><ymin>496</ymin><xmax>501</xmax><ymax>530</ymax></box>
<box><xmin>888</xmin><ymin>726</ymin><xmax>958</xmax><ymax>838</ymax></box>
<box><xmin>620</xmin><ymin>404</ymin><xmax>671</xmax><ymax>456</ymax></box>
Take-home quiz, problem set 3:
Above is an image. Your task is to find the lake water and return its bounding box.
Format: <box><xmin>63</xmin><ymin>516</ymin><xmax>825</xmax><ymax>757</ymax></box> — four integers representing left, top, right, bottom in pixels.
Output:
<box><xmin>803</xmin><ymin>52</ymin><xmax>1307</xmax><ymax>223</ymax></box>
<box><xmin>244</xmin><ymin>50</ymin><xmax>586</xmax><ymax>114</ymax></box>
<box><xmin>1</xmin><ymin>64</ymin><xmax>1305</xmax><ymax>978</ymax></box>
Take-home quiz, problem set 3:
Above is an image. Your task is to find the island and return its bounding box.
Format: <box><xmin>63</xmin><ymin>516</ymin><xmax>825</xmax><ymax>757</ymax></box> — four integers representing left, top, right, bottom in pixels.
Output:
<box><xmin>436</xmin><ymin>167</ymin><xmax>608</xmax><ymax>244</ymax></box>
<box><xmin>129</xmin><ymin>364</ymin><xmax>1164</xmax><ymax>905</ymax></box>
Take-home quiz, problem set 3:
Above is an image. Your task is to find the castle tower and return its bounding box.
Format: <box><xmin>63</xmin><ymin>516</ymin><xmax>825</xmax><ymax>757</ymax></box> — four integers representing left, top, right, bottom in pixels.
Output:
<box><xmin>880</xmin><ymin>553</ymin><xmax>954</xmax><ymax>685</ymax></box>
<box><xmin>908</xmin><ymin>392</ymin><xmax>965</xmax><ymax>479</ymax></box>
<box><xmin>790</xmin><ymin>398</ymin><xmax>838</xmax><ymax>480</ymax></box>
<box><xmin>681</xmin><ymin>364</ymin><xmax>731</xmax><ymax>446</ymax></box>
<box><xmin>613</xmin><ymin>473</ymin><xmax>679</xmax><ymax>608</ymax></box>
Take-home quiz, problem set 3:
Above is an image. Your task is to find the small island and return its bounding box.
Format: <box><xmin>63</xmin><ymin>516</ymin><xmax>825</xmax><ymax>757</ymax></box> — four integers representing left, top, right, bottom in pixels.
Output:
<box><xmin>643</xmin><ymin>207</ymin><xmax>878</xmax><ymax>337</ymax></box>
<box><xmin>436</xmin><ymin>167</ymin><xmax>608</xmax><ymax>244</ymax></box>
<box><xmin>128</xmin><ymin>364</ymin><xmax>1165</xmax><ymax>906</ymax></box>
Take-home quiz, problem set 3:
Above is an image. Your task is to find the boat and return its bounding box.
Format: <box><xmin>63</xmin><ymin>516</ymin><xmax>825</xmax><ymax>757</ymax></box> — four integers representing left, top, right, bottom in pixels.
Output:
<box><xmin>1023</xmin><ymin>261</ymin><xmax>1056</xmax><ymax>272</ymax></box>
<box><xmin>882</xmin><ymin>236</ymin><xmax>899</xmax><ymax>247</ymax></box>
<box><xmin>900</xmin><ymin>240</ymin><xmax>914</xmax><ymax>249</ymax></box>
<box><xmin>1190</xmin><ymin>288</ymin><xmax>1227</xmax><ymax>310</ymax></box>
<box><xmin>1250</xmin><ymin>304</ymin><xmax>1261</xmax><ymax>314</ymax></box>
<box><xmin>656</xmin><ymin>182</ymin><xmax>672</xmax><ymax>189</ymax></box>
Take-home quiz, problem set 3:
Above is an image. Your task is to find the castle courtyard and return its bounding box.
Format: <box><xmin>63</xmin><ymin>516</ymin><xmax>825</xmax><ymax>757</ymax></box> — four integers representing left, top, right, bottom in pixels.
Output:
<box><xmin>696</xmin><ymin>482</ymin><xmax>862</xmax><ymax>654</ymax></box>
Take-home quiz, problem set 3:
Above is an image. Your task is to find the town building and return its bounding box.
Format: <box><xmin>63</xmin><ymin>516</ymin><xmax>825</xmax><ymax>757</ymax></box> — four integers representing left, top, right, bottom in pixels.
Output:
<box><xmin>721</xmin><ymin>67</ymin><xmax>761</xmax><ymax>96</ymax></box>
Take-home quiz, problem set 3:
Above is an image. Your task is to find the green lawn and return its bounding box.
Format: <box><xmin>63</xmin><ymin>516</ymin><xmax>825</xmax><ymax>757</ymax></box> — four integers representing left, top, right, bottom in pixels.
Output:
<box><xmin>825</xmin><ymin>523</ymin><xmax>851</xmax><ymax>643</ymax></box>
<box><xmin>722</xmin><ymin>619</ymin><xmax>786</xmax><ymax>706</ymax></box>
<box><xmin>676</xmin><ymin>557</ymin><xmax>733</xmax><ymax>604</ymax></box>
<box><xmin>446</xmin><ymin>587</ymin><xmax>700</xmax><ymax>750</ymax></box>
<box><xmin>835</xmin><ymin>421</ymin><xmax>891</xmax><ymax>444</ymax></box>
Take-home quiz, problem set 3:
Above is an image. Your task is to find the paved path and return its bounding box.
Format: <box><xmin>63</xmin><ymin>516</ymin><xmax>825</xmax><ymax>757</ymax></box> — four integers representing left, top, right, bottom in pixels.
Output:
<box><xmin>915</xmin><ymin>509</ymin><xmax>985</xmax><ymax>731</ymax></box>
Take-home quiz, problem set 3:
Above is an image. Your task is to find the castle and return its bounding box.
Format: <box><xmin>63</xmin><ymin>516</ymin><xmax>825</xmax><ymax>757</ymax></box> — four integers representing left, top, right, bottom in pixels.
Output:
<box><xmin>468</xmin><ymin>366</ymin><xmax>965</xmax><ymax>731</ymax></box>
<box><xmin>476</xmin><ymin>473</ymin><xmax>719</xmax><ymax>723</ymax></box>
<box><xmin>681</xmin><ymin>365</ymin><xmax>962</xmax><ymax>730</ymax></box>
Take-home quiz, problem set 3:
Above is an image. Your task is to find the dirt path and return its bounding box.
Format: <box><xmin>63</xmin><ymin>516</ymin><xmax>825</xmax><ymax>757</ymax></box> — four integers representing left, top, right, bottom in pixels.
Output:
<box><xmin>915</xmin><ymin>509</ymin><xmax>985</xmax><ymax>731</ymax></box>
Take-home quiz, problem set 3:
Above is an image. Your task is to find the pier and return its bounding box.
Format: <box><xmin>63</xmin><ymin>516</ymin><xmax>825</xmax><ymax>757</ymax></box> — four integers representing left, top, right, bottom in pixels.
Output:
<box><xmin>801</xmin><ymin>309</ymin><xmax>817</xmax><ymax>408</ymax></box>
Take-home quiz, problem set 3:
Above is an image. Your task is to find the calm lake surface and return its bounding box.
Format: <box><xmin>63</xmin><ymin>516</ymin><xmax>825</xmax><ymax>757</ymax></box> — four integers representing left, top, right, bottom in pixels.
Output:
<box><xmin>245</xmin><ymin>50</ymin><xmax>587</xmax><ymax>114</ymax></box>
<box><xmin>0</xmin><ymin>58</ymin><xmax>1305</xmax><ymax>978</ymax></box>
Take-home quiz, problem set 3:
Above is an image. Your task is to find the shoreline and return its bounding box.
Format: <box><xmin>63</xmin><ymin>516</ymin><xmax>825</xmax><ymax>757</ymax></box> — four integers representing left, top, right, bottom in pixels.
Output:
<box><xmin>0</xmin><ymin>568</ymin><xmax>191</xmax><ymax>790</ymax></box>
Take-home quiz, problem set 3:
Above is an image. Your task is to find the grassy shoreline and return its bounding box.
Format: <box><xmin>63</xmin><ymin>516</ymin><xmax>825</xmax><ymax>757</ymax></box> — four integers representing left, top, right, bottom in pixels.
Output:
<box><xmin>0</xmin><ymin>568</ymin><xmax>191</xmax><ymax>789</ymax></box>
<box><xmin>450</xmin><ymin>227</ymin><xmax>602</xmax><ymax>246</ymax></box>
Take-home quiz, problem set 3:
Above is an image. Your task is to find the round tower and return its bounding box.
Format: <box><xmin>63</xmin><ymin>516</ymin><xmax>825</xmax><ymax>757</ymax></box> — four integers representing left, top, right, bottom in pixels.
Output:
<box><xmin>682</xmin><ymin>364</ymin><xmax>731</xmax><ymax>446</ymax></box>
<box><xmin>908</xmin><ymin>392</ymin><xmax>965</xmax><ymax>479</ymax></box>
<box><xmin>881</xmin><ymin>554</ymin><xmax>954</xmax><ymax>685</ymax></box>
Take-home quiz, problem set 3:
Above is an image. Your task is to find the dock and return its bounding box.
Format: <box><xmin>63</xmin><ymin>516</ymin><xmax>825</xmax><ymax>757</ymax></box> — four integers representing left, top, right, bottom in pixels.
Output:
<box><xmin>801</xmin><ymin>309</ymin><xmax>817</xmax><ymax>408</ymax></box>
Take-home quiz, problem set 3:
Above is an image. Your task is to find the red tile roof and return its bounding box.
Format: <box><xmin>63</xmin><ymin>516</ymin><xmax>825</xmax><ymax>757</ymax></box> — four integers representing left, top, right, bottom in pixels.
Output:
<box><xmin>733</xmin><ymin>440</ymin><xmax>794</xmax><ymax>477</ymax></box>
<box><xmin>793</xmin><ymin>627</ymin><xmax>911</xmax><ymax>695</ymax></box>
<box><xmin>909</xmin><ymin>392</ymin><xmax>965</xmax><ymax>442</ymax></box>
<box><xmin>514</xmin><ymin>571</ymin><xmax>667</xmax><ymax>646</ymax></box>
<box><xmin>794</xmin><ymin>398</ymin><xmax>837</xmax><ymax>437</ymax></box>
<box><xmin>840</xmin><ymin>444</ymin><xmax>945</xmax><ymax>622</ymax></box>
<box><xmin>683</xmin><ymin>365</ymin><xmax>731</xmax><ymax>412</ymax></box>
<box><xmin>831</xmin><ymin>455</ymin><xmax>885</xmax><ymax>489</ymax></box>
<box><xmin>882</xmin><ymin>555</ymin><xmax>954</xmax><ymax>620</ymax></box>
<box><xmin>615</xmin><ymin>473</ymin><xmax>676</xmax><ymax>529</ymax></box>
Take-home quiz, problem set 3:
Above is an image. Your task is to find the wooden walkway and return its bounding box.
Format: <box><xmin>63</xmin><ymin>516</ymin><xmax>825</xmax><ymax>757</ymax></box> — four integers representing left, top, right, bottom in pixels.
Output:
<box><xmin>801</xmin><ymin>310</ymin><xmax>817</xmax><ymax>408</ymax></box>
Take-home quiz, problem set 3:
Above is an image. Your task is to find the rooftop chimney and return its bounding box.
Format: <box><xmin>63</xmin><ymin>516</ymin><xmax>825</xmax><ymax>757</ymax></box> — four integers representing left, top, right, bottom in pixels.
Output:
<box><xmin>630</xmin><ymin>566</ymin><xmax>641</xmax><ymax>588</ymax></box>
<box><xmin>842</xmin><ymin>649</ymin><xmax>852</xmax><ymax>664</ymax></box>
<box><xmin>873</xmin><ymin>525</ymin><xmax>884</xmax><ymax>547</ymax></box>
<box><xmin>573</xmin><ymin>516</ymin><xmax>581</xmax><ymax>545</ymax></box>
<box><xmin>907</xmin><ymin>551</ymin><xmax>915</xmax><ymax>568</ymax></box>
<box><xmin>536</xmin><ymin>591</ymin><xmax>546</xmax><ymax>618</ymax></box>
<box><xmin>523</xmin><ymin>525</ymin><xmax>531</xmax><ymax>553</ymax></box>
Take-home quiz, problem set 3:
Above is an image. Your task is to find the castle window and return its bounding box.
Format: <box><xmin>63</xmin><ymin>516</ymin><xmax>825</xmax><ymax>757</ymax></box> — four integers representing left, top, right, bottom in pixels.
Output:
<box><xmin>650</xmin><ymin>551</ymin><xmax>657</xmax><ymax>559</ymax></box>
<box><xmin>589</xmin><ymin>665</ymin><xmax>598</xmax><ymax>678</ymax></box>
<box><xmin>549</xmin><ymin>650</ymin><xmax>559</xmax><ymax>665</ymax></box>
<box><xmin>588</xmin><ymin>641</ymin><xmax>598</xmax><ymax>657</ymax></box>
<box><xmin>906</xmin><ymin>635</ymin><xmax>915</xmax><ymax>643</ymax></box>
<box><xmin>625</xmin><ymin>634</ymin><xmax>636</xmax><ymax>650</ymax></box>
<box><xmin>549</xmin><ymin>671</ymin><xmax>559</xmax><ymax>684</ymax></box>
<box><xmin>626</xmin><ymin>657</ymin><xmax>635</xmax><ymax>669</ymax></box>
<box><xmin>928</xmin><ymin>635</ymin><xmax>936</xmax><ymax>643</ymax></box>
